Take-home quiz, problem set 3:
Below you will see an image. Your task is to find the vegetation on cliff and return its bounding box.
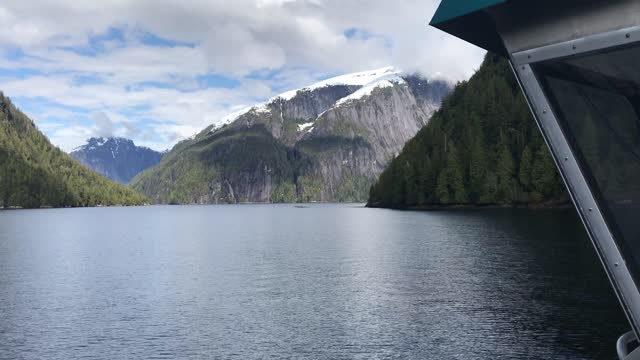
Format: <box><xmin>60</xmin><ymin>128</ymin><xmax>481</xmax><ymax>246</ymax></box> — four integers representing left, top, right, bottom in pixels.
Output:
<box><xmin>130</xmin><ymin>125</ymin><xmax>376</xmax><ymax>204</ymax></box>
<box><xmin>368</xmin><ymin>54</ymin><xmax>568</xmax><ymax>208</ymax></box>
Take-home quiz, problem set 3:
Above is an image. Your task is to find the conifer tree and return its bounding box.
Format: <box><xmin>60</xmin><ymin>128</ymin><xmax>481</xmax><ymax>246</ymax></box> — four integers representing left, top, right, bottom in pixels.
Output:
<box><xmin>519</xmin><ymin>145</ymin><xmax>533</xmax><ymax>188</ymax></box>
<box><xmin>469</xmin><ymin>127</ymin><xmax>487</xmax><ymax>201</ymax></box>
<box><xmin>496</xmin><ymin>144</ymin><xmax>515</xmax><ymax>203</ymax></box>
<box><xmin>446</xmin><ymin>144</ymin><xmax>467</xmax><ymax>203</ymax></box>
<box><xmin>532</xmin><ymin>144</ymin><xmax>558</xmax><ymax>198</ymax></box>
<box><xmin>436</xmin><ymin>169</ymin><xmax>450</xmax><ymax>204</ymax></box>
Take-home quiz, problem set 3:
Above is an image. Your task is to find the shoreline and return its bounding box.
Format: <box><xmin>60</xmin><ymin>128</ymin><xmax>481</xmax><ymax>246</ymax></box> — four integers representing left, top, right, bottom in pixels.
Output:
<box><xmin>0</xmin><ymin>203</ymin><xmax>151</xmax><ymax>211</ymax></box>
<box><xmin>1</xmin><ymin>200</ymin><xmax>573</xmax><ymax>211</ymax></box>
<box><xmin>365</xmin><ymin>200</ymin><xmax>573</xmax><ymax>211</ymax></box>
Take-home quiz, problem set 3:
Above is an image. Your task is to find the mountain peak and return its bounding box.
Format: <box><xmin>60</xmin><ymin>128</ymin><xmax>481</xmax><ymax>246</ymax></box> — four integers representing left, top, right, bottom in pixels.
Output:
<box><xmin>207</xmin><ymin>66</ymin><xmax>407</xmax><ymax>134</ymax></box>
<box><xmin>70</xmin><ymin>137</ymin><xmax>163</xmax><ymax>184</ymax></box>
<box><xmin>272</xmin><ymin>66</ymin><xmax>400</xmax><ymax>102</ymax></box>
<box><xmin>88</xmin><ymin>136</ymin><xmax>132</xmax><ymax>144</ymax></box>
<box><xmin>74</xmin><ymin>136</ymin><xmax>134</xmax><ymax>152</ymax></box>
<box><xmin>334</xmin><ymin>74</ymin><xmax>406</xmax><ymax>107</ymax></box>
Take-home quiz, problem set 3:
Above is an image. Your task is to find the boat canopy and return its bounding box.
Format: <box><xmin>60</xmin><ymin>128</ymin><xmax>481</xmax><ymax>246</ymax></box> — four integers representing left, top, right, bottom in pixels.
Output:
<box><xmin>430</xmin><ymin>0</ymin><xmax>507</xmax><ymax>54</ymax></box>
<box><xmin>431</xmin><ymin>1</ymin><xmax>640</xmax><ymax>358</ymax></box>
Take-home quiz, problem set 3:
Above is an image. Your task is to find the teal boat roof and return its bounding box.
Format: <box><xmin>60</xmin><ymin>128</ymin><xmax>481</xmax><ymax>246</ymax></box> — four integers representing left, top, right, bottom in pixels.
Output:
<box><xmin>430</xmin><ymin>0</ymin><xmax>507</xmax><ymax>25</ymax></box>
<box><xmin>430</xmin><ymin>0</ymin><xmax>509</xmax><ymax>54</ymax></box>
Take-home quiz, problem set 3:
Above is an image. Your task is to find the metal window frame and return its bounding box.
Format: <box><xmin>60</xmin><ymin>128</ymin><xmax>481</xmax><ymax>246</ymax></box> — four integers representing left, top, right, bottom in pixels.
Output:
<box><xmin>508</xmin><ymin>25</ymin><xmax>640</xmax><ymax>336</ymax></box>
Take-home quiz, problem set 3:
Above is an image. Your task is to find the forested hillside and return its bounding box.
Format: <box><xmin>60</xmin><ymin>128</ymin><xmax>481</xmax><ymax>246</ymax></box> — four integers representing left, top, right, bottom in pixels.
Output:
<box><xmin>367</xmin><ymin>54</ymin><xmax>568</xmax><ymax>208</ymax></box>
<box><xmin>0</xmin><ymin>93</ymin><xmax>148</xmax><ymax>208</ymax></box>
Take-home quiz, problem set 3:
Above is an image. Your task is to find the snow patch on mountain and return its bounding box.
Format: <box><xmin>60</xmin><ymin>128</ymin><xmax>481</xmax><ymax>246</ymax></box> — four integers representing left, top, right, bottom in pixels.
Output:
<box><xmin>271</xmin><ymin>66</ymin><xmax>399</xmax><ymax>102</ymax></box>
<box><xmin>211</xmin><ymin>103</ymin><xmax>272</xmax><ymax>132</ymax></box>
<box><xmin>335</xmin><ymin>75</ymin><xmax>405</xmax><ymax>107</ymax></box>
<box><xmin>209</xmin><ymin>67</ymin><xmax>403</xmax><ymax>134</ymax></box>
<box><xmin>297</xmin><ymin>122</ymin><xmax>314</xmax><ymax>133</ymax></box>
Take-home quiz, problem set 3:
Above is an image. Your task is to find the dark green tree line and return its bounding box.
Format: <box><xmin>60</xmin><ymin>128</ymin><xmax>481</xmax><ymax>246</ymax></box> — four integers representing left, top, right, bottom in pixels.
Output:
<box><xmin>368</xmin><ymin>54</ymin><xmax>567</xmax><ymax>208</ymax></box>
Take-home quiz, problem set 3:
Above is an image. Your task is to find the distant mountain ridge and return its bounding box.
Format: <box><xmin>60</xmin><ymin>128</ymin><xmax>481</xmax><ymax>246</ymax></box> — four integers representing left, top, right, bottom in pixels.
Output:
<box><xmin>0</xmin><ymin>93</ymin><xmax>148</xmax><ymax>208</ymax></box>
<box><xmin>131</xmin><ymin>67</ymin><xmax>452</xmax><ymax>204</ymax></box>
<box><xmin>70</xmin><ymin>137</ymin><xmax>163</xmax><ymax>184</ymax></box>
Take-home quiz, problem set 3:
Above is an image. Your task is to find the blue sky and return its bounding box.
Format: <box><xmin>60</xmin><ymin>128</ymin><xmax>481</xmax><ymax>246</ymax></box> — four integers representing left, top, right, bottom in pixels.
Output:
<box><xmin>0</xmin><ymin>0</ymin><xmax>484</xmax><ymax>151</ymax></box>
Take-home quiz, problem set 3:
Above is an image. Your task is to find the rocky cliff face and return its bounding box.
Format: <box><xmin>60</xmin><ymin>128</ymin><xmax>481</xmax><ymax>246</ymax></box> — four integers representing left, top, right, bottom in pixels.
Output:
<box><xmin>131</xmin><ymin>67</ymin><xmax>452</xmax><ymax>203</ymax></box>
<box><xmin>70</xmin><ymin>137</ymin><xmax>163</xmax><ymax>184</ymax></box>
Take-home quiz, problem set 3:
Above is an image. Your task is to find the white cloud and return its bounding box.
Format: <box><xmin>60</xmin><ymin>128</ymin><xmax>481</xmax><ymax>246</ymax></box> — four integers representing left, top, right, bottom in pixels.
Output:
<box><xmin>48</xmin><ymin>125</ymin><xmax>93</xmax><ymax>152</ymax></box>
<box><xmin>91</xmin><ymin>112</ymin><xmax>116</xmax><ymax>138</ymax></box>
<box><xmin>0</xmin><ymin>0</ymin><xmax>485</xmax><ymax>151</ymax></box>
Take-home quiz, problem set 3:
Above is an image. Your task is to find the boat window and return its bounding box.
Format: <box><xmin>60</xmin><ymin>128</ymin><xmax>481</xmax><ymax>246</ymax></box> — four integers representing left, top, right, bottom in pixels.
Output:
<box><xmin>534</xmin><ymin>44</ymin><xmax>640</xmax><ymax>286</ymax></box>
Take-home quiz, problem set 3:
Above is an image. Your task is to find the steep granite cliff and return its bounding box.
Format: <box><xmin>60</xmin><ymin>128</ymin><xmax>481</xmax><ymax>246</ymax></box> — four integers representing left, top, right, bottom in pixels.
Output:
<box><xmin>131</xmin><ymin>67</ymin><xmax>451</xmax><ymax>203</ymax></box>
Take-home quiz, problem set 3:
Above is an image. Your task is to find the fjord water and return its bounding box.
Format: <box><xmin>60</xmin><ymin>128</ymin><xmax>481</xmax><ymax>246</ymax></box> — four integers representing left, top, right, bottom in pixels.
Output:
<box><xmin>0</xmin><ymin>205</ymin><xmax>626</xmax><ymax>359</ymax></box>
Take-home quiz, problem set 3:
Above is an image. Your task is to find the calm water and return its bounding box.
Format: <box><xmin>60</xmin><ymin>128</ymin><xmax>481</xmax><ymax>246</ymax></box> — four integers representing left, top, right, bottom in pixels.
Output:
<box><xmin>0</xmin><ymin>204</ymin><xmax>627</xmax><ymax>359</ymax></box>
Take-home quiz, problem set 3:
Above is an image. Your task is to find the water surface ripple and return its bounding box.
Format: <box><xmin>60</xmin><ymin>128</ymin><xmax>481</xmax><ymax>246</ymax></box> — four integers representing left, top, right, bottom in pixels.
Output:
<box><xmin>0</xmin><ymin>204</ymin><xmax>626</xmax><ymax>359</ymax></box>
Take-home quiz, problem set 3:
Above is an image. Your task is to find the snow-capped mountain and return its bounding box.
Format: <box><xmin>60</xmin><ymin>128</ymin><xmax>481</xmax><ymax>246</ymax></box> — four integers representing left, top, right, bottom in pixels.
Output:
<box><xmin>70</xmin><ymin>137</ymin><xmax>163</xmax><ymax>184</ymax></box>
<box><xmin>132</xmin><ymin>67</ymin><xmax>452</xmax><ymax>204</ymax></box>
<box><xmin>209</xmin><ymin>67</ymin><xmax>406</xmax><ymax>133</ymax></box>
